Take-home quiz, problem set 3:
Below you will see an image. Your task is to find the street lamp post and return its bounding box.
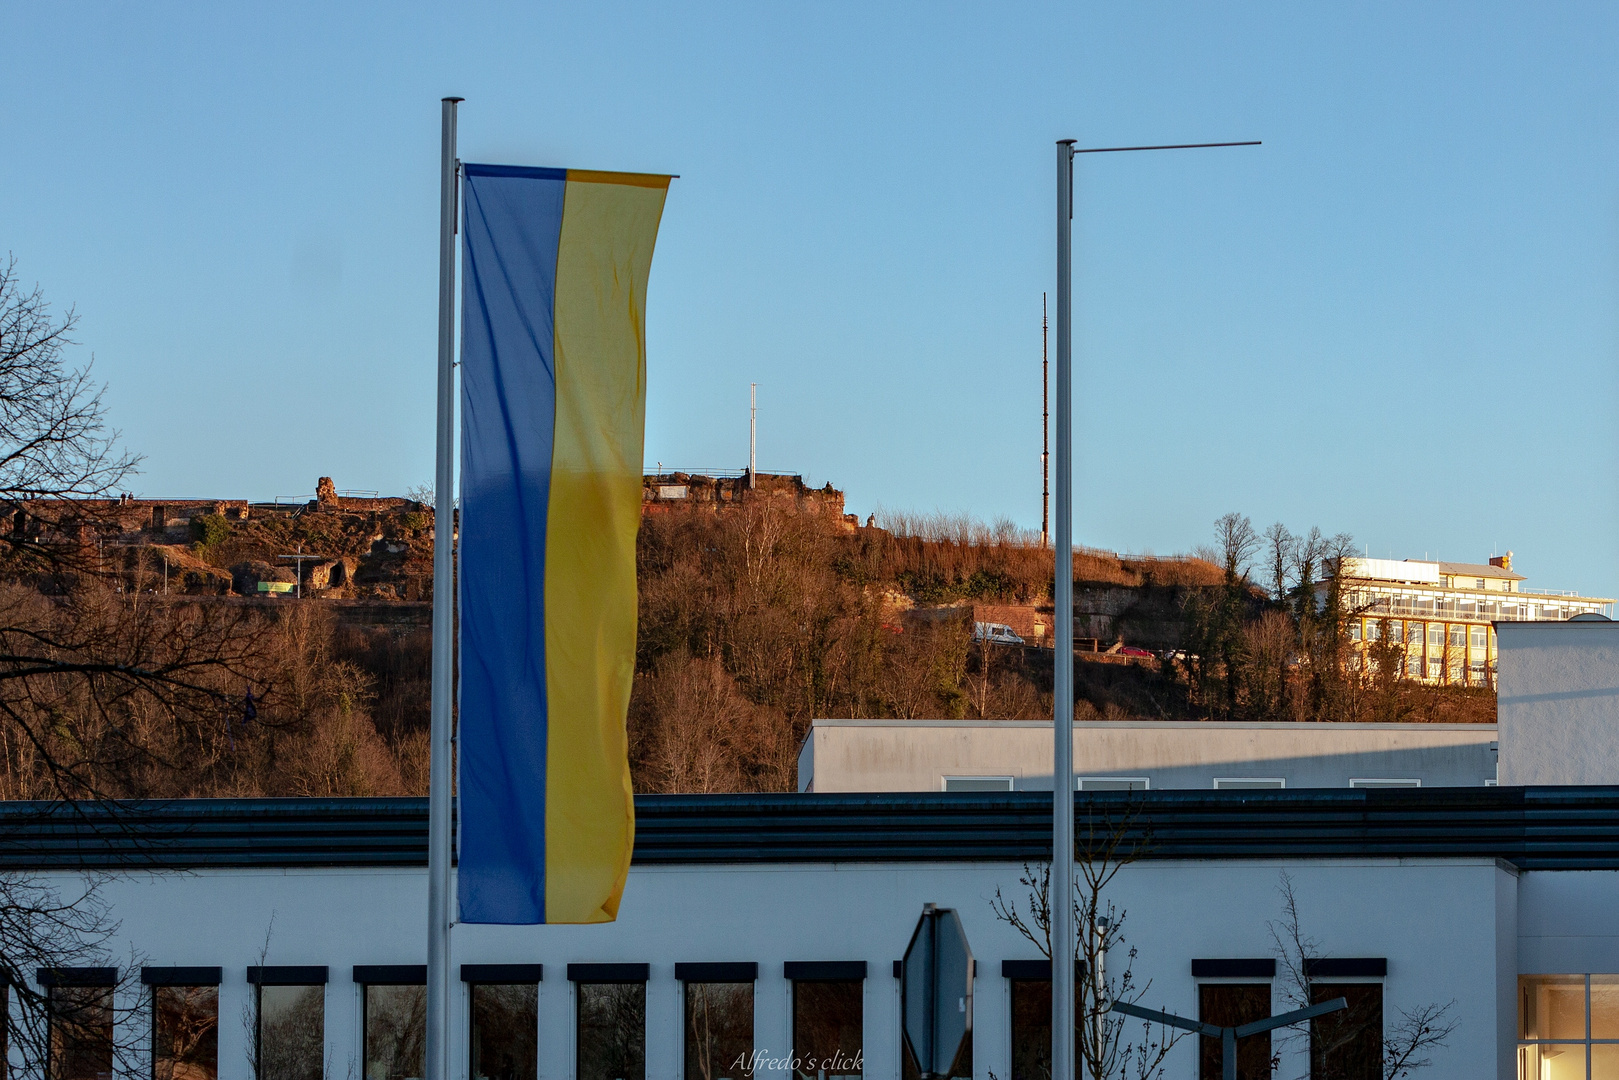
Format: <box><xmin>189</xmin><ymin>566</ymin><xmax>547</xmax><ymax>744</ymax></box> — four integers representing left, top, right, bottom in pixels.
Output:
<box><xmin>1052</xmin><ymin>135</ymin><xmax>1258</xmax><ymax>1080</ymax></box>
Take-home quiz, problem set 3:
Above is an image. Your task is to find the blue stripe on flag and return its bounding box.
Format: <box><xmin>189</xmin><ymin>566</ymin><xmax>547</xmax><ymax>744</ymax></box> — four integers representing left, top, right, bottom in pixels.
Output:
<box><xmin>457</xmin><ymin>168</ymin><xmax>567</xmax><ymax>924</ymax></box>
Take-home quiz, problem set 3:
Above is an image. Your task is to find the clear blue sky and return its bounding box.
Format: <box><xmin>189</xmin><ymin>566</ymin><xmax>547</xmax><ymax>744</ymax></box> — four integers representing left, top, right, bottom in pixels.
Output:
<box><xmin>3</xmin><ymin>3</ymin><xmax>1616</xmax><ymax>598</ymax></box>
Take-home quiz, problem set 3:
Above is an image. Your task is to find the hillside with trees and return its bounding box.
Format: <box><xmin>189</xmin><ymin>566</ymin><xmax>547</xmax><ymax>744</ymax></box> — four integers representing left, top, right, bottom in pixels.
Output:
<box><xmin>0</xmin><ymin>256</ymin><xmax>1490</xmax><ymax>801</ymax></box>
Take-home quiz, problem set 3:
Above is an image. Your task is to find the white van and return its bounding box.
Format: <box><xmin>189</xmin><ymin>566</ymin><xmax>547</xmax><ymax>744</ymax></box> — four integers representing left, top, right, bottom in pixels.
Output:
<box><xmin>972</xmin><ymin>621</ymin><xmax>1025</xmax><ymax>646</ymax></box>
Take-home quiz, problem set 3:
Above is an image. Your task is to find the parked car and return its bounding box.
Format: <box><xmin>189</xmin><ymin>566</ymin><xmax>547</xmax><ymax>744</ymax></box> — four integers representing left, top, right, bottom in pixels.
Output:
<box><xmin>1117</xmin><ymin>646</ymin><xmax>1154</xmax><ymax>658</ymax></box>
<box><xmin>973</xmin><ymin>621</ymin><xmax>1025</xmax><ymax>646</ymax></box>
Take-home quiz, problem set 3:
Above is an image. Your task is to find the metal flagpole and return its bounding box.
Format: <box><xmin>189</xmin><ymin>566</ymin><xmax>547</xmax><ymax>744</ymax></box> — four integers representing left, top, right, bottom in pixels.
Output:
<box><xmin>1052</xmin><ymin>138</ymin><xmax>1076</xmax><ymax>1080</ymax></box>
<box><xmin>427</xmin><ymin>94</ymin><xmax>462</xmax><ymax>1080</ymax></box>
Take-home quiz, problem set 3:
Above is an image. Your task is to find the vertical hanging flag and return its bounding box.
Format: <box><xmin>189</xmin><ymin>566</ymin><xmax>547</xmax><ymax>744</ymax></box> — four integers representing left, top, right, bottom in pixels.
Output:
<box><xmin>458</xmin><ymin>164</ymin><xmax>669</xmax><ymax>924</ymax></box>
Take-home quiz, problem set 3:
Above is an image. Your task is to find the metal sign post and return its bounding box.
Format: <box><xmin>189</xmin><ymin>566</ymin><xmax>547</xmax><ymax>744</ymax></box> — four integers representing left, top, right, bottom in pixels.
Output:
<box><xmin>901</xmin><ymin>904</ymin><xmax>975</xmax><ymax>1080</ymax></box>
<box><xmin>1111</xmin><ymin>997</ymin><xmax>1346</xmax><ymax>1080</ymax></box>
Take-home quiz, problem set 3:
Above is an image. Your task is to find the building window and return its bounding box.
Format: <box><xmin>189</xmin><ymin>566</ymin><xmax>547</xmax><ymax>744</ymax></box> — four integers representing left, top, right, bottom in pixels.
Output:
<box><xmin>1407</xmin><ymin>657</ymin><xmax>1422</xmax><ymax>678</ymax></box>
<box><xmin>678</xmin><ymin>965</ymin><xmax>755</xmax><ymax>1080</ymax></box>
<box><xmin>1213</xmin><ymin>778</ymin><xmax>1285</xmax><ymax>790</ymax></box>
<box><xmin>1448</xmin><ymin>625</ymin><xmax>1465</xmax><ymax>647</ymax></box>
<box><xmin>793</xmin><ymin>978</ymin><xmax>863</xmax><ymax>1079</ymax></box>
<box><xmin>1312</xmin><ymin>983</ymin><xmax>1382</xmax><ymax>1080</ymax></box>
<box><xmin>1198</xmin><ymin>984</ymin><xmax>1270</xmax><ymax>1080</ymax></box>
<box><xmin>1427</xmin><ymin>625</ymin><xmax>1443</xmax><ymax>648</ymax></box>
<box><xmin>468</xmin><ymin>982</ymin><xmax>538</xmax><ymax>1080</ymax></box>
<box><xmin>153</xmin><ymin>985</ymin><xmax>219</xmax><ymax>1080</ymax></box>
<box><xmin>1427</xmin><ymin>660</ymin><xmax>1442</xmax><ymax>679</ymax></box>
<box><xmin>1519</xmin><ymin>974</ymin><xmax>1619</xmax><ymax>1078</ymax></box>
<box><xmin>942</xmin><ymin>776</ymin><xmax>1014</xmax><ymax>792</ymax></box>
<box><xmin>1471</xmin><ymin>627</ymin><xmax>1487</xmax><ymax>650</ymax></box>
<box><xmin>1009</xmin><ymin>978</ymin><xmax>1051</xmax><ymax>1080</ymax></box>
<box><xmin>1077</xmin><ymin>777</ymin><xmax>1148</xmax><ymax>791</ymax></box>
<box><xmin>1390</xmin><ymin>622</ymin><xmax>1404</xmax><ymax>644</ymax></box>
<box><xmin>364</xmin><ymin>983</ymin><xmax>425</xmax><ymax>1080</ymax></box>
<box><xmin>47</xmin><ymin>981</ymin><xmax>113</xmax><ymax>1080</ymax></box>
<box><xmin>578</xmin><ymin>982</ymin><xmax>647</xmax><ymax>1080</ymax></box>
<box><xmin>1349</xmin><ymin>621</ymin><xmax>1361</xmax><ymax>642</ymax></box>
<box><xmin>256</xmin><ymin>983</ymin><xmax>324</xmax><ymax>1080</ymax></box>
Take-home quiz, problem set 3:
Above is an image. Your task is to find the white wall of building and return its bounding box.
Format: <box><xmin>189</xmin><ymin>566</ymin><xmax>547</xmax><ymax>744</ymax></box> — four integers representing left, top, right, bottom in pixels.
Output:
<box><xmin>1497</xmin><ymin>621</ymin><xmax>1619</xmax><ymax>785</ymax></box>
<box><xmin>798</xmin><ymin>720</ymin><xmax>1500</xmax><ymax>792</ymax></box>
<box><xmin>42</xmin><ymin>855</ymin><xmax>1522</xmax><ymax>1080</ymax></box>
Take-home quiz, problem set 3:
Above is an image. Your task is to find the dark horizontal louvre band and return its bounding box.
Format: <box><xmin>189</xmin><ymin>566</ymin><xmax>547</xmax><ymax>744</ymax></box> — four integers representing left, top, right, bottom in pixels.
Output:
<box><xmin>355</xmin><ymin>965</ymin><xmax>426</xmax><ymax>985</ymax></box>
<box><xmin>1002</xmin><ymin>960</ymin><xmax>1052</xmax><ymax>979</ymax></box>
<box><xmin>785</xmin><ymin>961</ymin><xmax>866</xmax><ymax>981</ymax></box>
<box><xmin>461</xmin><ymin>964</ymin><xmax>542</xmax><ymax>984</ymax></box>
<box><xmin>141</xmin><ymin>967</ymin><xmax>222</xmax><ymax>986</ymax></box>
<box><xmin>1192</xmin><ymin>959</ymin><xmax>1275</xmax><ymax>978</ymax></box>
<box><xmin>0</xmin><ymin>788</ymin><xmax>1618</xmax><ymax>870</ymax></box>
<box><xmin>247</xmin><ymin>966</ymin><xmax>328</xmax><ymax>986</ymax></box>
<box><xmin>38</xmin><ymin>967</ymin><xmax>117</xmax><ymax>987</ymax></box>
<box><xmin>675</xmin><ymin>962</ymin><xmax>757</xmax><ymax>982</ymax></box>
<box><xmin>1306</xmin><ymin>957</ymin><xmax>1387</xmax><ymax>978</ymax></box>
<box><xmin>568</xmin><ymin>964</ymin><xmax>649</xmax><ymax>983</ymax></box>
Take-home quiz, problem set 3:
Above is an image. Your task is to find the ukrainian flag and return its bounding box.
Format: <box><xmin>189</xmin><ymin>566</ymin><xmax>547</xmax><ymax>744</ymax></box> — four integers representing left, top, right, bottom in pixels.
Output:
<box><xmin>457</xmin><ymin>164</ymin><xmax>669</xmax><ymax>924</ymax></box>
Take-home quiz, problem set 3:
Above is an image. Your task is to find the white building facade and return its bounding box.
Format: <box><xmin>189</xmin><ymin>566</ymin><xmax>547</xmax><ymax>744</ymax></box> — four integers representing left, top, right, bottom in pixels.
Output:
<box><xmin>7</xmin><ymin>792</ymin><xmax>1619</xmax><ymax>1080</ymax></box>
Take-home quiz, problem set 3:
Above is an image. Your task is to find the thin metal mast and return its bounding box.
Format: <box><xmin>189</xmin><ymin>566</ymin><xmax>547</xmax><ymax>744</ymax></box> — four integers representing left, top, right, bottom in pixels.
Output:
<box><xmin>1053</xmin><ymin>139</ymin><xmax>1076</xmax><ymax>1080</ymax></box>
<box><xmin>749</xmin><ymin>382</ymin><xmax>758</xmax><ymax>488</ymax></box>
<box><xmin>1041</xmin><ymin>294</ymin><xmax>1049</xmax><ymax>549</ymax></box>
<box><xmin>426</xmin><ymin>94</ymin><xmax>462</xmax><ymax>1080</ymax></box>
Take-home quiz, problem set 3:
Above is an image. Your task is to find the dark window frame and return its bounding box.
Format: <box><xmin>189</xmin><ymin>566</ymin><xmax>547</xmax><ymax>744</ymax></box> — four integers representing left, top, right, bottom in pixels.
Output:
<box><xmin>679</xmin><ymin>968</ymin><xmax>757</xmax><ymax>1080</ymax></box>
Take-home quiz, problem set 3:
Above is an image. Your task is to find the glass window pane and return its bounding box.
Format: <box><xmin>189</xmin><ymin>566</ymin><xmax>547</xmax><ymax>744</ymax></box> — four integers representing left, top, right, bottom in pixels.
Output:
<box><xmin>1593</xmin><ymin>1042</ymin><xmax>1619</xmax><ymax>1080</ymax></box>
<box><xmin>1310</xmin><ymin>983</ymin><xmax>1380</xmax><ymax>1080</ymax></box>
<box><xmin>1007</xmin><ymin>981</ymin><xmax>1075</xmax><ymax>1080</ymax></box>
<box><xmin>49</xmin><ymin>985</ymin><xmax>112</xmax><ymax>1080</ymax></box>
<box><xmin>1522</xmin><ymin>976</ymin><xmax>1587</xmax><ymax>1040</ymax></box>
<box><xmin>470</xmin><ymin>984</ymin><xmax>537</xmax><ymax>1080</ymax></box>
<box><xmin>793</xmin><ymin>980</ymin><xmax>863</xmax><ymax>1079</ymax></box>
<box><xmin>258</xmin><ymin>985</ymin><xmax>324</xmax><ymax>1080</ymax></box>
<box><xmin>364</xmin><ymin>985</ymin><xmax>425</xmax><ymax>1080</ymax></box>
<box><xmin>684</xmin><ymin>982</ymin><xmax>753</xmax><ymax>1080</ymax></box>
<box><xmin>155</xmin><ymin>985</ymin><xmax>219</xmax><ymax>1080</ymax></box>
<box><xmin>578</xmin><ymin>983</ymin><xmax>646</xmax><ymax>1080</ymax></box>
<box><xmin>1198</xmin><ymin>984</ymin><xmax>1268</xmax><ymax>1080</ymax></box>
<box><xmin>1593</xmin><ymin>976</ymin><xmax>1619</xmax><ymax>1039</ymax></box>
<box><xmin>1522</xmin><ymin>1044</ymin><xmax>1588</xmax><ymax>1080</ymax></box>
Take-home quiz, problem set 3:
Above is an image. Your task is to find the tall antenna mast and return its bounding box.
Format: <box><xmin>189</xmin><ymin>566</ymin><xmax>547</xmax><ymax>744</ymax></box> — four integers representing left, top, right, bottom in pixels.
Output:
<box><xmin>749</xmin><ymin>382</ymin><xmax>758</xmax><ymax>489</ymax></box>
<box><xmin>1041</xmin><ymin>293</ymin><xmax>1049</xmax><ymax>548</ymax></box>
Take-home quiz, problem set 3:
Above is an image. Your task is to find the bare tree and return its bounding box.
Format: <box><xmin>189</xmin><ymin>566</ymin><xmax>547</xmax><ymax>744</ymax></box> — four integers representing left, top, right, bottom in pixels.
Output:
<box><xmin>990</xmin><ymin>804</ymin><xmax>1182</xmax><ymax>1080</ymax></box>
<box><xmin>0</xmin><ymin>869</ymin><xmax>149</xmax><ymax>1080</ymax></box>
<box><xmin>1269</xmin><ymin>872</ymin><xmax>1455</xmax><ymax>1080</ymax></box>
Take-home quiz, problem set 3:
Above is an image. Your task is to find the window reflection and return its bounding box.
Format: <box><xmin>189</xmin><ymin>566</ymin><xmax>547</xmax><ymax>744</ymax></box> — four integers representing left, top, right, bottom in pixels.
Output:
<box><xmin>792</xmin><ymin>980</ymin><xmax>862</xmax><ymax>1080</ymax></box>
<box><xmin>684</xmin><ymin>982</ymin><xmax>753</xmax><ymax>1080</ymax></box>
<box><xmin>154</xmin><ymin>985</ymin><xmax>219</xmax><ymax>1080</ymax></box>
<box><xmin>364</xmin><ymin>985</ymin><xmax>425</xmax><ymax>1080</ymax></box>
<box><xmin>469</xmin><ymin>984</ymin><xmax>537</xmax><ymax>1080</ymax></box>
<box><xmin>258</xmin><ymin>985</ymin><xmax>323</xmax><ymax>1080</ymax></box>
<box><xmin>1198</xmin><ymin>984</ymin><xmax>1269</xmax><ymax>1080</ymax></box>
<box><xmin>48</xmin><ymin>985</ymin><xmax>112</xmax><ymax>1080</ymax></box>
<box><xmin>578</xmin><ymin>982</ymin><xmax>646</xmax><ymax>1080</ymax></box>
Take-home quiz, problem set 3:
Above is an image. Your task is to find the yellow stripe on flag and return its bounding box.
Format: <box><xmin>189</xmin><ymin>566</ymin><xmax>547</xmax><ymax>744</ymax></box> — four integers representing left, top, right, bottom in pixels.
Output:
<box><xmin>543</xmin><ymin>172</ymin><xmax>669</xmax><ymax>923</ymax></box>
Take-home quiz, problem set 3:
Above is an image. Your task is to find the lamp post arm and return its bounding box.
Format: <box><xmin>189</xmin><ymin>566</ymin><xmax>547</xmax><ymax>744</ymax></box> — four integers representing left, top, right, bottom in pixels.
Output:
<box><xmin>1108</xmin><ymin>1000</ymin><xmax>1221</xmax><ymax>1038</ymax></box>
<box><xmin>1233</xmin><ymin>997</ymin><xmax>1348</xmax><ymax>1039</ymax></box>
